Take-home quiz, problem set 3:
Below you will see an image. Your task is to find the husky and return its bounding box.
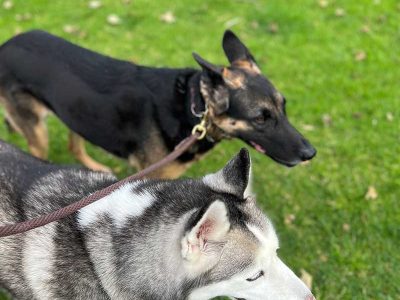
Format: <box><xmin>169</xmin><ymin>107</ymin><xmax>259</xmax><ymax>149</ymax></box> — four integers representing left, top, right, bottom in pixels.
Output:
<box><xmin>0</xmin><ymin>30</ymin><xmax>316</xmax><ymax>177</ymax></box>
<box><xmin>0</xmin><ymin>140</ymin><xmax>315</xmax><ymax>300</ymax></box>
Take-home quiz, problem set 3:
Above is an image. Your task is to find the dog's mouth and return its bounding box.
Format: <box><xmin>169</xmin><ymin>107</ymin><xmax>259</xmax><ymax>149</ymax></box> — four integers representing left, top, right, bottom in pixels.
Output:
<box><xmin>250</xmin><ymin>141</ymin><xmax>266</xmax><ymax>154</ymax></box>
<box><xmin>247</xmin><ymin>140</ymin><xmax>299</xmax><ymax>167</ymax></box>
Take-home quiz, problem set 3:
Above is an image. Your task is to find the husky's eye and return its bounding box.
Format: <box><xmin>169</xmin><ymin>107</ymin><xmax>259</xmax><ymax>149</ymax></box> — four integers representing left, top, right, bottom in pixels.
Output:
<box><xmin>246</xmin><ymin>270</ymin><xmax>264</xmax><ymax>282</ymax></box>
<box><xmin>253</xmin><ymin>110</ymin><xmax>270</xmax><ymax>125</ymax></box>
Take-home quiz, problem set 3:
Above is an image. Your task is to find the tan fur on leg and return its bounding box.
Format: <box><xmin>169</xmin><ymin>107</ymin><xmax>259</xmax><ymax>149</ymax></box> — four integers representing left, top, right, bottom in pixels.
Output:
<box><xmin>68</xmin><ymin>131</ymin><xmax>112</xmax><ymax>173</ymax></box>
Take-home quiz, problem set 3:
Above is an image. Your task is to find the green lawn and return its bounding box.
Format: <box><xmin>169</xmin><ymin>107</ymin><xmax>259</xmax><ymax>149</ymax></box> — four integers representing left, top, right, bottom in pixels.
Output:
<box><xmin>0</xmin><ymin>0</ymin><xmax>399</xmax><ymax>299</ymax></box>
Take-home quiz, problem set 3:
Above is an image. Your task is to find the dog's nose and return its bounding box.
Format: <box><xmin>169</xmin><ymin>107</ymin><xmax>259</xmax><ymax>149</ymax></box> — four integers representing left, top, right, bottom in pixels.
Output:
<box><xmin>305</xmin><ymin>294</ymin><xmax>316</xmax><ymax>300</ymax></box>
<box><xmin>299</xmin><ymin>139</ymin><xmax>316</xmax><ymax>161</ymax></box>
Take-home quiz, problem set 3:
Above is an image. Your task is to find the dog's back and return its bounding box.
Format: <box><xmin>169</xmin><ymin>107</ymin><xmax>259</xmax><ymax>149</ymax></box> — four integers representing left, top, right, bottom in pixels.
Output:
<box><xmin>0</xmin><ymin>140</ymin><xmax>116</xmax><ymax>299</ymax></box>
<box><xmin>0</xmin><ymin>30</ymin><xmax>135</xmax><ymax>92</ymax></box>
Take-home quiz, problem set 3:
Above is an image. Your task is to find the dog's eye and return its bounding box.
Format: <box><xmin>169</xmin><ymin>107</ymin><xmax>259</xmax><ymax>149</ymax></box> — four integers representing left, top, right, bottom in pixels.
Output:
<box><xmin>246</xmin><ymin>270</ymin><xmax>264</xmax><ymax>282</ymax></box>
<box><xmin>253</xmin><ymin>110</ymin><xmax>270</xmax><ymax>125</ymax></box>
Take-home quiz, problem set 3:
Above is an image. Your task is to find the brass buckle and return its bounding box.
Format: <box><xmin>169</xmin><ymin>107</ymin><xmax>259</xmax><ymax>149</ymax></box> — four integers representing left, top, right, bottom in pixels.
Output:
<box><xmin>191</xmin><ymin>106</ymin><xmax>209</xmax><ymax>140</ymax></box>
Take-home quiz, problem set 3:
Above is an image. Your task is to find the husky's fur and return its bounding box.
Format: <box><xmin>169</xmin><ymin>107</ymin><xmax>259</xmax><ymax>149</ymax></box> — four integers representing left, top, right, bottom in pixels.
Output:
<box><xmin>0</xmin><ymin>140</ymin><xmax>314</xmax><ymax>300</ymax></box>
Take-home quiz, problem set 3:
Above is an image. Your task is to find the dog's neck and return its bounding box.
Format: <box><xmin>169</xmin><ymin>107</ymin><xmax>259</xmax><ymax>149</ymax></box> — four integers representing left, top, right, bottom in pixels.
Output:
<box><xmin>184</xmin><ymin>72</ymin><xmax>231</xmax><ymax>141</ymax></box>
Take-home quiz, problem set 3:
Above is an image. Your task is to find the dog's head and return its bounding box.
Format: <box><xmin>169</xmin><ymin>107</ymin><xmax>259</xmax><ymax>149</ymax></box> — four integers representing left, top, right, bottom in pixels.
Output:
<box><xmin>183</xmin><ymin>149</ymin><xmax>315</xmax><ymax>300</ymax></box>
<box><xmin>193</xmin><ymin>31</ymin><xmax>316</xmax><ymax>167</ymax></box>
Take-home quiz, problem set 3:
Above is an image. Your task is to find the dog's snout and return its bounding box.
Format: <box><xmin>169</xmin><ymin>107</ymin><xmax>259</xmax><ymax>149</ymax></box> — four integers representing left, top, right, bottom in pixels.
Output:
<box><xmin>305</xmin><ymin>294</ymin><xmax>316</xmax><ymax>300</ymax></box>
<box><xmin>299</xmin><ymin>139</ymin><xmax>316</xmax><ymax>161</ymax></box>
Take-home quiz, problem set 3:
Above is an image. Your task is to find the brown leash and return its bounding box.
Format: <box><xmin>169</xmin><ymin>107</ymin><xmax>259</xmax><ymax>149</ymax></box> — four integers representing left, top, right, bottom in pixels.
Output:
<box><xmin>0</xmin><ymin>133</ymin><xmax>200</xmax><ymax>238</ymax></box>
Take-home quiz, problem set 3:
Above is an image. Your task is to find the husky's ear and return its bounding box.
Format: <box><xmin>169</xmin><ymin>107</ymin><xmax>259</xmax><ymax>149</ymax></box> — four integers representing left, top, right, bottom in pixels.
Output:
<box><xmin>193</xmin><ymin>53</ymin><xmax>229</xmax><ymax>115</ymax></box>
<box><xmin>181</xmin><ymin>200</ymin><xmax>230</xmax><ymax>275</ymax></box>
<box><xmin>203</xmin><ymin>148</ymin><xmax>252</xmax><ymax>198</ymax></box>
<box><xmin>222</xmin><ymin>30</ymin><xmax>256</xmax><ymax>64</ymax></box>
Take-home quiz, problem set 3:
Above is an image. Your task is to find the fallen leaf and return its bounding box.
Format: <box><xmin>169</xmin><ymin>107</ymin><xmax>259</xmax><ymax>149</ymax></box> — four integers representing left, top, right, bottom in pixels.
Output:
<box><xmin>302</xmin><ymin>124</ymin><xmax>315</xmax><ymax>132</ymax></box>
<box><xmin>122</xmin><ymin>0</ymin><xmax>131</xmax><ymax>4</ymax></box>
<box><xmin>268</xmin><ymin>22</ymin><xmax>279</xmax><ymax>34</ymax></box>
<box><xmin>3</xmin><ymin>0</ymin><xmax>13</xmax><ymax>9</ymax></box>
<box><xmin>250</xmin><ymin>21</ymin><xmax>259</xmax><ymax>29</ymax></box>
<box><xmin>300</xmin><ymin>269</ymin><xmax>313</xmax><ymax>289</ymax></box>
<box><xmin>15</xmin><ymin>13</ymin><xmax>32</xmax><ymax>22</ymax></box>
<box><xmin>78</xmin><ymin>31</ymin><xmax>87</xmax><ymax>39</ymax></box>
<box><xmin>360</xmin><ymin>25</ymin><xmax>371</xmax><ymax>33</ymax></box>
<box><xmin>107</xmin><ymin>14</ymin><xmax>121</xmax><ymax>25</ymax></box>
<box><xmin>63</xmin><ymin>24</ymin><xmax>79</xmax><ymax>34</ymax></box>
<box><xmin>88</xmin><ymin>0</ymin><xmax>102</xmax><ymax>9</ymax></box>
<box><xmin>319</xmin><ymin>253</ymin><xmax>328</xmax><ymax>262</ymax></box>
<box><xmin>14</xmin><ymin>26</ymin><xmax>22</xmax><ymax>35</ymax></box>
<box><xmin>225</xmin><ymin>17</ymin><xmax>241</xmax><ymax>28</ymax></box>
<box><xmin>335</xmin><ymin>8</ymin><xmax>345</xmax><ymax>17</ymax></box>
<box><xmin>300</xmin><ymin>160</ymin><xmax>311</xmax><ymax>166</ymax></box>
<box><xmin>284</xmin><ymin>214</ymin><xmax>296</xmax><ymax>225</ymax></box>
<box><xmin>386</xmin><ymin>112</ymin><xmax>394</xmax><ymax>122</ymax></box>
<box><xmin>318</xmin><ymin>0</ymin><xmax>328</xmax><ymax>8</ymax></box>
<box><xmin>160</xmin><ymin>11</ymin><xmax>176</xmax><ymax>24</ymax></box>
<box><xmin>322</xmin><ymin>114</ymin><xmax>332</xmax><ymax>126</ymax></box>
<box><xmin>355</xmin><ymin>50</ymin><xmax>366</xmax><ymax>62</ymax></box>
<box><xmin>342</xmin><ymin>223</ymin><xmax>351</xmax><ymax>232</ymax></box>
<box><xmin>365</xmin><ymin>186</ymin><xmax>378</xmax><ymax>200</ymax></box>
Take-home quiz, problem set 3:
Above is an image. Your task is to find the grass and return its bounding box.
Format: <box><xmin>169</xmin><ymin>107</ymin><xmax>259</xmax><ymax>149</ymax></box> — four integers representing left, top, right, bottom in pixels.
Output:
<box><xmin>0</xmin><ymin>0</ymin><xmax>399</xmax><ymax>299</ymax></box>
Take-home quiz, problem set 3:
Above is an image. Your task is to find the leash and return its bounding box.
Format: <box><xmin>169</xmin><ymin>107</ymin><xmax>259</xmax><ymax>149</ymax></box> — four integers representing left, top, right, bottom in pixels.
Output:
<box><xmin>0</xmin><ymin>120</ymin><xmax>208</xmax><ymax>238</ymax></box>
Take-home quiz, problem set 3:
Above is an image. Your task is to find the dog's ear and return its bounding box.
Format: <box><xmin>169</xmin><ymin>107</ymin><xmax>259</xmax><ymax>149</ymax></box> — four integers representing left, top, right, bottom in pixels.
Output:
<box><xmin>203</xmin><ymin>148</ymin><xmax>252</xmax><ymax>198</ymax></box>
<box><xmin>193</xmin><ymin>52</ymin><xmax>224</xmax><ymax>76</ymax></box>
<box><xmin>222</xmin><ymin>30</ymin><xmax>255</xmax><ymax>64</ymax></box>
<box><xmin>193</xmin><ymin>53</ymin><xmax>230</xmax><ymax>115</ymax></box>
<box><xmin>222</xmin><ymin>30</ymin><xmax>260</xmax><ymax>74</ymax></box>
<box><xmin>181</xmin><ymin>200</ymin><xmax>230</xmax><ymax>274</ymax></box>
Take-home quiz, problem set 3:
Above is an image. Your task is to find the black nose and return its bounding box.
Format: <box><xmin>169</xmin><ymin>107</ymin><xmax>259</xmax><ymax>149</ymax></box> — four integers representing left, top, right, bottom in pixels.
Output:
<box><xmin>299</xmin><ymin>139</ymin><xmax>317</xmax><ymax>161</ymax></box>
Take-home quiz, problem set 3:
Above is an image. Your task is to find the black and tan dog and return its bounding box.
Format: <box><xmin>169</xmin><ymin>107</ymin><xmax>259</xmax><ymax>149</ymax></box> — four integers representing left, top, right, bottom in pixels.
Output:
<box><xmin>0</xmin><ymin>30</ymin><xmax>316</xmax><ymax>178</ymax></box>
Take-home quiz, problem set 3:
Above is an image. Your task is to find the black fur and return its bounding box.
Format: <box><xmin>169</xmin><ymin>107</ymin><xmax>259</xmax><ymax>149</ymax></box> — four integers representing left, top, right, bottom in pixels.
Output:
<box><xmin>0</xmin><ymin>29</ymin><xmax>316</xmax><ymax>169</ymax></box>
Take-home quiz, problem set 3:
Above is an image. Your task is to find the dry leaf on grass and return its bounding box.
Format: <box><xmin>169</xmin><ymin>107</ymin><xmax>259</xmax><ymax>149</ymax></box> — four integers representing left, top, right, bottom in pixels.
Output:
<box><xmin>335</xmin><ymin>8</ymin><xmax>345</xmax><ymax>17</ymax></box>
<box><xmin>342</xmin><ymin>223</ymin><xmax>351</xmax><ymax>232</ymax></box>
<box><xmin>386</xmin><ymin>112</ymin><xmax>394</xmax><ymax>122</ymax></box>
<box><xmin>318</xmin><ymin>0</ymin><xmax>329</xmax><ymax>8</ymax></box>
<box><xmin>225</xmin><ymin>18</ymin><xmax>241</xmax><ymax>28</ymax></box>
<box><xmin>251</xmin><ymin>21</ymin><xmax>259</xmax><ymax>29</ymax></box>
<box><xmin>3</xmin><ymin>0</ymin><xmax>13</xmax><ymax>10</ymax></box>
<box><xmin>63</xmin><ymin>24</ymin><xmax>79</xmax><ymax>34</ymax></box>
<box><xmin>365</xmin><ymin>186</ymin><xmax>378</xmax><ymax>200</ymax></box>
<box><xmin>300</xmin><ymin>269</ymin><xmax>313</xmax><ymax>289</ymax></box>
<box><xmin>268</xmin><ymin>22</ymin><xmax>279</xmax><ymax>34</ymax></box>
<box><xmin>160</xmin><ymin>11</ymin><xmax>176</xmax><ymax>24</ymax></box>
<box><xmin>360</xmin><ymin>25</ymin><xmax>371</xmax><ymax>33</ymax></box>
<box><xmin>302</xmin><ymin>124</ymin><xmax>315</xmax><ymax>132</ymax></box>
<box><xmin>14</xmin><ymin>26</ymin><xmax>22</xmax><ymax>35</ymax></box>
<box><xmin>319</xmin><ymin>253</ymin><xmax>328</xmax><ymax>262</ymax></box>
<box><xmin>300</xmin><ymin>160</ymin><xmax>311</xmax><ymax>166</ymax></box>
<box><xmin>88</xmin><ymin>0</ymin><xmax>102</xmax><ymax>9</ymax></box>
<box><xmin>322</xmin><ymin>114</ymin><xmax>332</xmax><ymax>126</ymax></box>
<box><xmin>355</xmin><ymin>51</ymin><xmax>367</xmax><ymax>62</ymax></box>
<box><xmin>107</xmin><ymin>14</ymin><xmax>121</xmax><ymax>25</ymax></box>
<box><xmin>284</xmin><ymin>214</ymin><xmax>296</xmax><ymax>225</ymax></box>
<box><xmin>15</xmin><ymin>13</ymin><xmax>32</xmax><ymax>22</ymax></box>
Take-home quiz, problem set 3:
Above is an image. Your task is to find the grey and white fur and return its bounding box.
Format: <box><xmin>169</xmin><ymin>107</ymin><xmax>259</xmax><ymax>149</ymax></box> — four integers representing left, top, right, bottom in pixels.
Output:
<box><xmin>0</xmin><ymin>140</ymin><xmax>315</xmax><ymax>300</ymax></box>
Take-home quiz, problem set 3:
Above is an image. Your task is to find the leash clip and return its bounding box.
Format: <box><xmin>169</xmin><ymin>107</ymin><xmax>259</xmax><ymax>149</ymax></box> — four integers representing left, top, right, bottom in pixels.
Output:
<box><xmin>192</xmin><ymin>106</ymin><xmax>209</xmax><ymax>140</ymax></box>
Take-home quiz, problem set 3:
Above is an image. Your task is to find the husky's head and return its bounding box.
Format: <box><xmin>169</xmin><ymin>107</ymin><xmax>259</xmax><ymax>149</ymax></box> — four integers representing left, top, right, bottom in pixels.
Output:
<box><xmin>182</xmin><ymin>149</ymin><xmax>315</xmax><ymax>300</ymax></box>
